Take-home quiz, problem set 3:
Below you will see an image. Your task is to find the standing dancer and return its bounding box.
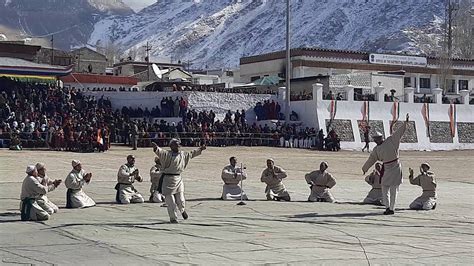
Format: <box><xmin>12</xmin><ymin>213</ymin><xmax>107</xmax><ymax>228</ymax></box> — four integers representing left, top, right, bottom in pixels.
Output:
<box><xmin>152</xmin><ymin>139</ymin><xmax>206</xmax><ymax>223</ymax></box>
<box><xmin>362</xmin><ymin>114</ymin><xmax>409</xmax><ymax>215</ymax></box>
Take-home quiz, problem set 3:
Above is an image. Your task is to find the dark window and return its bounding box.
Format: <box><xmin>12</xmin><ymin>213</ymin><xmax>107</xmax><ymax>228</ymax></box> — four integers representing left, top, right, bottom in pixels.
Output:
<box><xmin>251</xmin><ymin>76</ymin><xmax>260</xmax><ymax>82</ymax></box>
<box><xmin>446</xmin><ymin>79</ymin><xmax>456</xmax><ymax>93</ymax></box>
<box><xmin>278</xmin><ymin>72</ymin><xmax>285</xmax><ymax>78</ymax></box>
<box><xmin>420</xmin><ymin>78</ymin><xmax>431</xmax><ymax>89</ymax></box>
<box><xmin>404</xmin><ymin>77</ymin><xmax>411</xmax><ymax>87</ymax></box>
<box><xmin>459</xmin><ymin>80</ymin><xmax>468</xmax><ymax>91</ymax></box>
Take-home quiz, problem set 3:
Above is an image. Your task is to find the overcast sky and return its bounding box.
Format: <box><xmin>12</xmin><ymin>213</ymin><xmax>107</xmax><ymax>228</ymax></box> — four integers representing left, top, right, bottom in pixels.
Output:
<box><xmin>122</xmin><ymin>0</ymin><xmax>156</xmax><ymax>12</ymax></box>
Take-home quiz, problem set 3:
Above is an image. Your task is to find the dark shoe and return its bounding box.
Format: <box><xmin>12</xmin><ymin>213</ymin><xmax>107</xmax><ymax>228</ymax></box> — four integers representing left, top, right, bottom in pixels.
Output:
<box><xmin>432</xmin><ymin>203</ymin><xmax>437</xmax><ymax>210</ymax></box>
<box><xmin>170</xmin><ymin>219</ymin><xmax>178</xmax><ymax>224</ymax></box>
<box><xmin>383</xmin><ymin>208</ymin><xmax>391</xmax><ymax>215</ymax></box>
<box><xmin>388</xmin><ymin>210</ymin><xmax>395</xmax><ymax>215</ymax></box>
<box><xmin>182</xmin><ymin>210</ymin><xmax>189</xmax><ymax>220</ymax></box>
<box><xmin>149</xmin><ymin>195</ymin><xmax>153</xmax><ymax>202</ymax></box>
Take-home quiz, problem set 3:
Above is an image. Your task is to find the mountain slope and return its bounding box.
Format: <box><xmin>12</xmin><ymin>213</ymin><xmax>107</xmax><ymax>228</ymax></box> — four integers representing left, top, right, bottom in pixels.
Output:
<box><xmin>89</xmin><ymin>0</ymin><xmax>446</xmax><ymax>68</ymax></box>
<box><xmin>0</xmin><ymin>0</ymin><xmax>133</xmax><ymax>49</ymax></box>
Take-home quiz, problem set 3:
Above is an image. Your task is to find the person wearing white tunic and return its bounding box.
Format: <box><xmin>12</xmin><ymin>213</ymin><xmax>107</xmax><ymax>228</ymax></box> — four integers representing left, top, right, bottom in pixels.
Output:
<box><xmin>305</xmin><ymin>161</ymin><xmax>337</xmax><ymax>203</ymax></box>
<box><xmin>221</xmin><ymin>157</ymin><xmax>248</xmax><ymax>200</ymax></box>
<box><xmin>363</xmin><ymin>162</ymin><xmax>383</xmax><ymax>205</ymax></box>
<box><xmin>362</xmin><ymin>113</ymin><xmax>409</xmax><ymax>215</ymax></box>
<box><xmin>116</xmin><ymin>155</ymin><xmax>145</xmax><ymax>204</ymax></box>
<box><xmin>149</xmin><ymin>157</ymin><xmax>165</xmax><ymax>203</ymax></box>
<box><xmin>35</xmin><ymin>162</ymin><xmax>60</xmax><ymax>214</ymax></box>
<box><xmin>65</xmin><ymin>160</ymin><xmax>96</xmax><ymax>208</ymax></box>
<box><xmin>261</xmin><ymin>159</ymin><xmax>290</xmax><ymax>201</ymax></box>
<box><xmin>152</xmin><ymin>139</ymin><xmax>206</xmax><ymax>223</ymax></box>
<box><xmin>20</xmin><ymin>165</ymin><xmax>61</xmax><ymax>221</ymax></box>
<box><xmin>409</xmin><ymin>162</ymin><xmax>437</xmax><ymax>210</ymax></box>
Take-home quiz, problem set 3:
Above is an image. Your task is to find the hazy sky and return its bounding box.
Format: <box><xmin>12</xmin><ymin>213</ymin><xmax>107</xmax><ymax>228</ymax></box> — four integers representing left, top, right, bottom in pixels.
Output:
<box><xmin>122</xmin><ymin>0</ymin><xmax>156</xmax><ymax>12</ymax></box>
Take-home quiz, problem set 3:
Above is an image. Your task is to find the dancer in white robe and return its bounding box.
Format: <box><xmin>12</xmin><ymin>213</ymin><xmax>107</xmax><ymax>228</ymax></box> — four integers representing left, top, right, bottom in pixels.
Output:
<box><xmin>409</xmin><ymin>162</ymin><xmax>437</xmax><ymax>210</ymax></box>
<box><xmin>65</xmin><ymin>160</ymin><xmax>96</xmax><ymax>208</ymax></box>
<box><xmin>261</xmin><ymin>159</ymin><xmax>290</xmax><ymax>201</ymax></box>
<box><xmin>149</xmin><ymin>157</ymin><xmax>165</xmax><ymax>203</ymax></box>
<box><xmin>363</xmin><ymin>162</ymin><xmax>383</xmax><ymax>205</ymax></box>
<box><xmin>20</xmin><ymin>165</ymin><xmax>61</xmax><ymax>221</ymax></box>
<box><xmin>116</xmin><ymin>155</ymin><xmax>144</xmax><ymax>204</ymax></box>
<box><xmin>305</xmin><ymin>161</ymin><xmax>337</xmax><ymax>203</ymax></box>
<box><xmin>35</xmin><ymin>162</ymin><xmax>60</xmax><ymax>214</ymax></box>
<box><xmin>221</xmin><ymin>157</ymin><xmax>248</xmax><ymax>200</ymax></box>
<box><xmin>152</xmin><ymin>139</ymin><xmax>206</xmax><ymax>223</ymax></box>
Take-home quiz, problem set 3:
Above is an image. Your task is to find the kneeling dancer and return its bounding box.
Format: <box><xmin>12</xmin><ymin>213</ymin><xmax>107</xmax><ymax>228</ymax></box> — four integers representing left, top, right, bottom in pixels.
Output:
<box><xmin>408</xmin><ymin>162</ymin><xmax>437</xmax><ymax>210</ymax></box>
<box><xmin>20</xmin><ymin>165</ymin><xmax>61</xmax><ymax>221</ymax></box>
<box><xmin>221</xmin><ymin>156</ymin><xmax>248</xmax><ymax>200</ymax></box>
<box><xmin>65</xmin><ymin>160</ymin><xmax>96</xmax><ymax>208</ymax></box>
<box><xmin>261</xmin><ymin>158</ymin><xmax>290</xmax><ymax>201</ymax></box>
<box><xmin>305</xmin><ymin>161</ymin><xmax>336</xmax><ymax>202</ymax></box>
<box><xmin>116</xmin><ymin>155</ymin><xmax>145</xmax><ymax>204</ymax></box>
<box><xmin>149</xmin><ymin>157</ymin><xmax>165</xmax><ymax>203</ymax></box>
<box><xmin>152</xmin><ymin>139</ymin><xmax>206</xmax><ymax>223</ymax></box>
<box><xmin>363</xmin><ymin>162</ymin><xmax>383</xmax><ymax>205</ymax></box>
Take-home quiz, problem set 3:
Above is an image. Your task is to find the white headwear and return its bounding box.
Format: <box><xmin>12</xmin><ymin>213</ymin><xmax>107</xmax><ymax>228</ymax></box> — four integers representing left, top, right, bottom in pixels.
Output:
<box><xmin>26</xmin><ymin>165</ymin><xmax>36</xmax><ymax>174</ymax></box>
<box><xmin>35</xmin><ymin>162</ymin><xmax>45</xmax><ymax>170</ymax></box>
<box><xmin>372</xmin><ymin>131</ymin><xmax>383</xmax><ymax>138</ymax></box>
<box><xmin>72</xmin><ymin>160</ymin><xmax>81</xmax><ymax>167</ymax></box>
<box><xmin>169</xmin><ymin>138</ymin><xmax>180</xmax><ymax>146</ymax></box>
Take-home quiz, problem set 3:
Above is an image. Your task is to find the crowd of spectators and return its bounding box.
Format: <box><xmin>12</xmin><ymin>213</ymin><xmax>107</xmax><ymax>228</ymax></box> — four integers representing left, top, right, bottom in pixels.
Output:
<box><xmin>253</xmin><ymin>100</ymin><xmax>282</xmax><ymax>121</ymax></box>
<box><xmin>144</xmin><ymin>83</ymin><xmax>276</xmax><ymax>95</ymax></box>
<box><xmin>0</xmin><ymin>78</ymin><xmax>343</xmax><ymax>152</ymax></box>
<box><xmin>290</xmin><ymin>91</ymin><xmax>312</xmax><ymax>101</ymax></box>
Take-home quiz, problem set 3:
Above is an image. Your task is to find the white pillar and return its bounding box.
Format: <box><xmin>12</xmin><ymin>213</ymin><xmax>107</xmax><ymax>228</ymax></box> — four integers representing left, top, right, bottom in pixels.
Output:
<box><xmin>454</xmin><ymin>78</ymin><xmax>459</xmax><ymax>94</ymax></box>
<box><xmin>312</xmin><ymin>83</ymin><xmax>323</xmax><ymax>102</ymax></box>
<box><xmin>432</xmin><ymin>88</ymin><xmax>443</xmax><ymax>104</ymax></box>
<box><xmin>278</xmin><ymin>87</ymin><xmax>286</xmax><ymax>102</ymax></box>
<box><xmin>404</xmin><ymin>87</ymin><xmax>414</xmax><ymax>103</ymax></box>
<box><xmin>416</xmin><ymin>74</ymin><xmax>421</xmax><ymax>93</ymax></box>
<box><xmin>460</xmin><ymin>90</ymin><xmax>470</xmax><ymax>105</ymax></box>
<box><xmin>344</xmin><ymin>84</ymin><xmax>354</xmax><ymax>102</ymax></box>
<box><xmin>374</xmin><ymin>83</ymin><xmax>385</xmax><ymax>102</ymax></box>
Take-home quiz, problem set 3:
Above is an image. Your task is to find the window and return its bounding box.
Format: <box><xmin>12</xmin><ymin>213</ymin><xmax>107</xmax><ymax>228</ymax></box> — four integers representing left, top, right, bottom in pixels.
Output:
<box><xmin>251</xmin><ymin>76</ymin><xmax>260</xmax><ymax>82</ymax></box>
<box><xmin>278</xmin><ymin>72</ymin><xmax>285</xmax><ymax>78</ymax></box>
<box><xmin>446</xmin><ymin>79</ymin><xmax>456</xmax><ymax>93</ymax></box>
<box><xmin>404</xmin><ymin>77</ymin><xmax>411</xmax><ymax>87</ymax></box>
<box><xmin>459</xmin><ymin>80</ymin><xmax>468</xmax><ymax>91</ymax></box>
<box><xmin>420</xmin><ymin>78</ymin><xmax>431</xmax><ymax>89</ymax></box>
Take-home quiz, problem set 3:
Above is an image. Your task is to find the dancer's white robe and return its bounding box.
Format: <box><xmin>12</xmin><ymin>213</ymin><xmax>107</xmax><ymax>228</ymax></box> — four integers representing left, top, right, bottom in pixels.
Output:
<box><xmin>65</xmin><ymin>169</ymin><xmax>96</xmax><ymax>208</ymax></box>
<box><xmin>409</xmin><ymin>171</ymin><xmax>437</xmax><ymax>210</ymax></box>
<box><xmin>261</xmin><ymin>166</ymin><xmax>289</xmax><ymax>199</ymax></box>
<box><xmin>37</xmin><ymin>175</ymin><xmax>59</xmax><ymax>214</ymax></box>
<box><xmin>150</xmin><ymin>164</ymin><xmax>164</xmax><ymax>203</ymax></box>
<box><xmin>154</xmin><ymin>147</ymin><xmax>202</xmax><ymax>221</ymax></box>
<box><xmin>221</xmin><ymin>165</ymin><xmax>248</xmax><ymax>200</ymax></box>
<box><xmin>117</xmin><ymin>164</ymin><xmax>144</xmax><ymax>204</ymax></box>
<box><xmin>363</xmin><ymin>171</ymin><xmax>383</xmax><ymax>205</ymax></box>
<box><xmin>305</xmin><ymin>170</ymin><xmax>336</xmax><ymax>202</ymax></box>
<box><xmin>20</xmin><ymin>175</ymin><xmax>56</xmax><ymax>221</ymax></box>
<box><xmin>362</xmin><ymin>122</ymin><xmax>406</xmax><ymax>210</ymax></box>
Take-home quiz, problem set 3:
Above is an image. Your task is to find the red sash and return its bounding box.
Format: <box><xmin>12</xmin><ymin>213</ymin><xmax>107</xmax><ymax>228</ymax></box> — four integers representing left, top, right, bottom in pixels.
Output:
<box><xmin>380</xmin><ymin>158</ymin><xmax>399</xmax><ymax>178</ymax></box>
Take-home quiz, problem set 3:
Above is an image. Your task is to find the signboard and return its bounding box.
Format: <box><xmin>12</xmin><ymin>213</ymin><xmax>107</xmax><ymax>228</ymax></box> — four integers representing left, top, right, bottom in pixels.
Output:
<box><xmin>369</xmin><ymin>53</ymin><xmax>427</xmax><ymax>67</ymax></box>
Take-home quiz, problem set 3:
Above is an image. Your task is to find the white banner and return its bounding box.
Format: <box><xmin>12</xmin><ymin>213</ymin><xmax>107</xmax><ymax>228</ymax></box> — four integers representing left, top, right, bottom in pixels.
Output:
<box><xmin>369</xmin><ymin>53</ymin><xmax>427</xmax><ymax>67</ymax></box>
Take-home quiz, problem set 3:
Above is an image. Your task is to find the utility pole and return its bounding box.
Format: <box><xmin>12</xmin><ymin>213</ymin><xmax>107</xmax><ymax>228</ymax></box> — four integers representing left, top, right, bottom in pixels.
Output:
<box><xmin>143</xmin><ymin>41</ymin><xmax>152</xmax><ymax>81</ymax></box>
<box><xmin>285</xmin><ymin>0</ymin><xmax>291</xmax><ymax>123</ymax></box>
<box><xmin>51</xmin><ymin>34</ymin><xmax>54</xmax><ymax>65</ymax></box>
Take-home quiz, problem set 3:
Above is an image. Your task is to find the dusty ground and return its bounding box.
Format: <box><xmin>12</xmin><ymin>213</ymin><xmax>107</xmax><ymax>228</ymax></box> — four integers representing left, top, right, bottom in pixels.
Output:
<box><xmin>0</xmin><ymin>146</ymin><xmax>473</xmax><ymax>265</ymax></box>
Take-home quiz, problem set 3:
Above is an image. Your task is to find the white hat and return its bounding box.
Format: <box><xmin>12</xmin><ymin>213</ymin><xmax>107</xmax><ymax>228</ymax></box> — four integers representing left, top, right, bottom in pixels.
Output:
<box><xmin>26</xmin><ymin>165</ymin><xmax>36</xmax><ymax>174</ymax></box>
<box><xmin>267</xmin><ymin>158</ymin><xmax>274</xmax><ymax>162</ymax></box>
<box><xmin>169</xmin><ymin>138</ymin><xmax>180</xmax><ymax>146</ymax></box>
<box><xmin>72</xmin><ymin>160</ymin><xmax>81</xmax><ymax>167</ymax></box>
<box><xmin>35</xmin><ymin>162</ymin><xmax>45</xmax><ymax>170</ymax></box>
<box><xmin>372</xmin><ymin>131</ymin><xmax>383</xmax><ymax>138</ymax></box>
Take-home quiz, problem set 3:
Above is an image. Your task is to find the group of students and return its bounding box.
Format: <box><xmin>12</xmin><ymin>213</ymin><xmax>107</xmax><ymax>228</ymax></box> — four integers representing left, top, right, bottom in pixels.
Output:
<box><xmin>19</xmin><ymin>112</ymin><xmax>437</xmax><ymax>223</ymax></box>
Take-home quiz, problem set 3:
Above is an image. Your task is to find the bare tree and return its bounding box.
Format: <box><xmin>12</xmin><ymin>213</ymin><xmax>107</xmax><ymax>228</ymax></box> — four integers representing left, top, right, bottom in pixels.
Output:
<box><xmin>452</xmin><ymin>0</ymin><xmax>474</xmax><ymax>59</ymax></box>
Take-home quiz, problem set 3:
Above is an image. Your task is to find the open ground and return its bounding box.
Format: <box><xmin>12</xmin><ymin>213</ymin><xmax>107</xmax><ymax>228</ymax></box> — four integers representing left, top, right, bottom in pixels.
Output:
<box><xmin>0</xmin><ymin>147</ymin><xmax>473</xmax><ymax>265</ymax></box>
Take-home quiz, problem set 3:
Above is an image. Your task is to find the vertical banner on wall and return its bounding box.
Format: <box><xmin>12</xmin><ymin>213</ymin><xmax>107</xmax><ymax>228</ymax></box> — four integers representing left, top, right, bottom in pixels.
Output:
<box><xmin>421</xmin><ymin>103</ymin><xmax>430</xmax><ymax>137</ymax></box>
<box><xmin>448</xmin><ymin>103</ymin><xmax>456</xmax><ymax>138</ymax></box>
<box><xmin>327</xmin><ymin>99</ymin><xmax>337</xmax><ymax>131</ymax></box>
<box><xmin>390</xmin><ymin>100</ymin><xmax>400</xmax><ymax>134</ymax></box>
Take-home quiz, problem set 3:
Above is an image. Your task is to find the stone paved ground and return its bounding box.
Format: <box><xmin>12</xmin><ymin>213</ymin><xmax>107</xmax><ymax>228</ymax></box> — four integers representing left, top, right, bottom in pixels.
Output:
<box><xmin>0</xmin><ymin>147</ymin><xmax>473</xmax><ymax>265</ymax></box>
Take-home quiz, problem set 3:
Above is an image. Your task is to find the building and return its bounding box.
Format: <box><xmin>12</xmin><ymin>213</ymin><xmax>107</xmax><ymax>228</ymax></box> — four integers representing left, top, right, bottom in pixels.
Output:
<box><xmin>0</xmin><ymin>57</ymin><xmax>73</xmax><ymax>82</ymax></box>
<box><xmin>113</xmin><ymin>61</ymin><xmax>184</xmax><ymax>82</ymax></box>
<box><xmin>240</xmin><ymin>47</ymin><xmax>474</xmax><ymax>98</ymax></box>
<box><xmin>60</xmin><ymin>73</ymin><xmax>138</xmax><ymax>91</ymax></box>
<box><xmin>0</xmin><ymin>41</ymin><xmax>41</xmax><ymax>61</ymax></box>
<box><xmin>71</xmin><ymin>47</ymin><xmax>107</xmax><ymax>75</ymax></box>
<box><xmin>36</xmin><ymin>47</ymin><xmax>74</xmax><ymax>66</ymax></box>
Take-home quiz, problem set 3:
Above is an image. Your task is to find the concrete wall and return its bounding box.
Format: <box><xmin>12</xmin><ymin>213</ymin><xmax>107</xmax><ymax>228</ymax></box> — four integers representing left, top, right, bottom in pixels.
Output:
<box><xmin>83</xmin><ymin>91</ymin><xmax>275</xmax><ymax>122</ymax></box>
<box><xmin>311</xmin><ymin>85</ymin><xmax>474</xmax><ymax>151</ymax></box>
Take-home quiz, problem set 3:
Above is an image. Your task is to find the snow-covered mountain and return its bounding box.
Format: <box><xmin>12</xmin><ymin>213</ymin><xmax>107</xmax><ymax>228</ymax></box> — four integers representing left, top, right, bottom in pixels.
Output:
<box><xmin>0</xmin><ymin>0</ymin><xmax>133</xmax><ymax>49</ymax></box>
<box><xmin>89</xmin><ymin>0</ymin><xmax>446</xmax><ymax>68</ymax></box>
